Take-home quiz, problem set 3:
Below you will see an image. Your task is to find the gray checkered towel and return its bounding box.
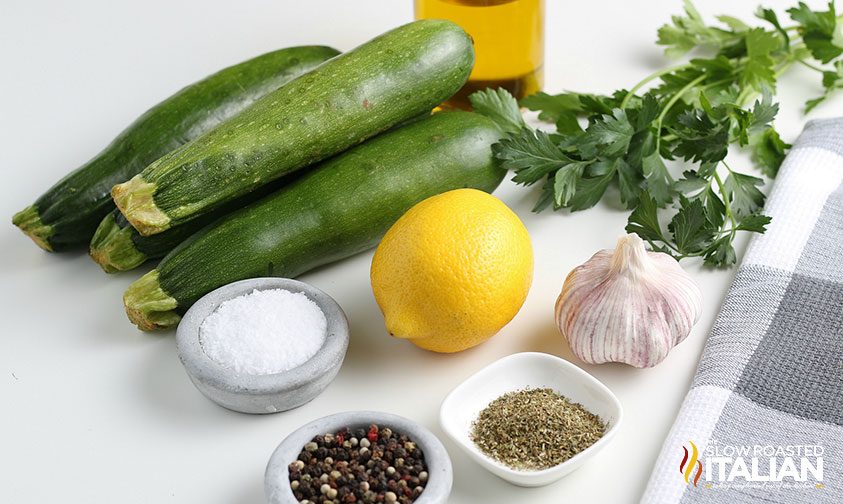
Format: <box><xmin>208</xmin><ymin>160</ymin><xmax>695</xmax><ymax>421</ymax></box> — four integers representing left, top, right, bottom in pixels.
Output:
<box><xmin>641</xmin><ymin>118</ymin><xmax>843</xmax><ymax>503</ymax></box>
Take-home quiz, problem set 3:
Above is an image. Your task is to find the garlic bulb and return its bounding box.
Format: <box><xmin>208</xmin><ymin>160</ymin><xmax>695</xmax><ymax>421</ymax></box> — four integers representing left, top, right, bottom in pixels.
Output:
<box><xmin>555</xmin><ymin>234</ymin><xmax>702</xmax><ymax>368</ymax></box>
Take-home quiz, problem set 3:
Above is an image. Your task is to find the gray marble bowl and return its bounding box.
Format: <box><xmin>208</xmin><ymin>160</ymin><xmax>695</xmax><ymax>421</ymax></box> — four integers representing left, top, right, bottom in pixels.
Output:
<box><xmin>175</xmin><ymin>277</ymin><xmax>349</xmax><ymax>414</ymax></box>
<box><xmin>265</xmin><ymin>411</ymin><xmax>453</xmax><ymax>504</ymax></box>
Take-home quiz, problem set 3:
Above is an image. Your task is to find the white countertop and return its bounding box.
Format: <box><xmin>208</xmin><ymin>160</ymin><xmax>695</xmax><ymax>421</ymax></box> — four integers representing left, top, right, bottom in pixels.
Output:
<box><xmin>2</xmin><ymin>0</ymin><xmax>841</xmax><ymax>502</ymax></box>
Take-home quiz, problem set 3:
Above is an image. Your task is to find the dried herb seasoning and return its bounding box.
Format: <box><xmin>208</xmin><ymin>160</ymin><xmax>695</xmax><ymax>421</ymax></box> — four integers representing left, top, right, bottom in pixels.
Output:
<box><xmin>288</xmin><ymin>424</ymin><xmax>428</xmax><ymax>504</ymax></box>
<box><xmin>470</xmin><ymin>387</ymin><xmax>606</xmax><ymax>471</ymax></box>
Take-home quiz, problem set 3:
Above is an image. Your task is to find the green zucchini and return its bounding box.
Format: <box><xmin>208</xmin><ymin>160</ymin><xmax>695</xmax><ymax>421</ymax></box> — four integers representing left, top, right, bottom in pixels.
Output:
<box><xmin>88</xmin><ymin>114</ymin><xmax>429</xmax><ymax>273</ymax></box>
<box><xmin>89</xmin><ymin>175</ymin><xmax>287</xmax><ymax>273</ymax></box>
<box><xmin>123</xmin><ymin>111</ymin><xmax>504</xmax><ymax>330</ymax></box>
<box><xmin>112</xmin><ymin>19</ymin><xmax>474</xmax><ymax>237</ymax></box>
<box><xmin>12</xmin><ymin>46</ymin><xmax>340</xmax><ymax>251</ymax></box>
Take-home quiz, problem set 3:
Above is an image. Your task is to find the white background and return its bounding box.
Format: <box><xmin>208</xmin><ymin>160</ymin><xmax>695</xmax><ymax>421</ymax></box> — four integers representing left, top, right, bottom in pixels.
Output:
<box><xmin>1</xmin><ymin>0</ymin><xmax>841</xmax><ymax>502</ymax></box>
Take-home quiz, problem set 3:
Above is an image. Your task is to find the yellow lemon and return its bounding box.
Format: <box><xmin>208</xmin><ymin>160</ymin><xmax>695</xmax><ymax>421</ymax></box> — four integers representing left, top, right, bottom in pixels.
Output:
<box><xmin>370</xmin><ymin>188</ymin><xmax>533</xmax><ymax>353</ymax></box>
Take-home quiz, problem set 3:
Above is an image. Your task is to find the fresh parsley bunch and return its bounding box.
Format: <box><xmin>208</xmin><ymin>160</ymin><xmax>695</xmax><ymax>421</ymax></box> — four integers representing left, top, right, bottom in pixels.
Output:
<box><xmin>471</xmin><ymin>0</ymin><xmax>843</xmax><ymax>267</ymax></box>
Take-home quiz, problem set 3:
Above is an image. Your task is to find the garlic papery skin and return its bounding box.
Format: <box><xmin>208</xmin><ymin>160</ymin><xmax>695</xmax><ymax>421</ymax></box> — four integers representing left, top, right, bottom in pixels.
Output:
<box><xmin>554</xmin><ymin>233</ymin><xmax>702</xmax><ymax>368</ymax></box>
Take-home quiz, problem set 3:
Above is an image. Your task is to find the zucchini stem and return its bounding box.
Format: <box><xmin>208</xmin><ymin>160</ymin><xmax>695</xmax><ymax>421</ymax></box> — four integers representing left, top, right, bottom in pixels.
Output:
<box><xmin>123</xmin><ymin>270</ymin><xmax>180</xmax><ymax>331</ymax></box>
<box><xmin>89</xmin><ymin>212</ymin><xmax>148</xmax><ymax>273</ymax></box>
<box><xmin>111</xmin><ymin>175</ymin><xmax>171</xmax><ymax>236</ymax></box>
<box><xmin>12</xmin><ymin>205</ymin><xmax>54</xmax><ymax>252</ymax></box>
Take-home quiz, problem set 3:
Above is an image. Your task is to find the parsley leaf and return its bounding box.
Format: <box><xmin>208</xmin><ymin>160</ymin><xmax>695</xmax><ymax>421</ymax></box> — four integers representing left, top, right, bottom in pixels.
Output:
<box><xmin>700</xmin><ymin>186</ymin><xmax>727</xmax><ymax>228</ymax></box>
<box><xmin>736</xmin><ymin>212</ymin><xmax>772</xmax><ymax>232</ymax></box>
<box><xmin>756</xmin><ymin>6</ymin><xmax>790</xmax><ymax>48</ymax></box>
<box><xmin>582</xmin><ymin>109</ymin><xmax>635</xmax><ymax>157</ymax></box>
<box><xmin>520</xmin><ymin>91</ymin><xmax>585</xmax><ymax>119</ymax></box>
<box><xmin>669</xmin><ymin>196</ymin><xmax>715</xmax><ymax>254</ymax></box>
<box><xmin>657</xmin><ymin>0</ymin><xmax>740</xmax><ymax>57</ymax></box>
<box><xmin>625</xmin><ymin>191</ymin><xmax>666</xmax><ymax>245</ymax></box>
<box><xmin>493</xmin><ymin>129</ymin><xmax>569</xmax><ymax>185</ymax></box>
<box><xmin>642</xmin><ymin>152</ymin><xmax>674</xmax><ymax>205</ymax></box>
<box><xmin>674</xmin><ymin>170</ymin><xmax>710</xmax><ymax>194</ymax></box>
<box><xmin>788</xmin><ymin>1</ymin><xmax>843</xmax><ymax>63</ymax></box>
<box><xmin>569</xmin><ymin>166</ymin><xmax>616</xmax><ymax>211</ymax></box>
<box><xmin>741</xmin><ymin>28</ymin><xmax>782</xmax><ymax>91</ymax></box>
<box><xmin>703</xmin><ymin>236</ymin><xmax>737</xmax><ymax>267</ymax></box>
<box><xmin>750</xmin><ymin>126</ymin><xmax>790</xmax><ymax>177</ymax></box>
<box><xmin>616</xmin><ymin>157</ymin><xmax>645</xmax><ymax>207</ymax></box>
<box><xmin>671</xmin><ymin>109</ymin><xmax>730</xmax><ymax>163</ymax></box>
<box><xmin>554</xmin><ymin>161</ymin><xmax>590</xmax><ymax>207</ymax></box>
<box><xmin>724</xmin><ymin>171</ymin><xmax>766</xmax><ymax>217</ymax></box>
<box><xmin>520</xmin><ymin>92</ymin><xmax>586</xmax><ymax>133</ymax></box>
<box><xmin>469</xmin><ymin>88</ymin><xmax>526</xmax><ymax>135</ymax></box>
<box><xmin>749</xmin><ymin>90</ymin><xmax>779</xmax><ymax>130</ymax></box>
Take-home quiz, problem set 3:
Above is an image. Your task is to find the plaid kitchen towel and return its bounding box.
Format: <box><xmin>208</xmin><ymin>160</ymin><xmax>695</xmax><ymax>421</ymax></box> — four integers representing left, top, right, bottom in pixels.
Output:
<box><xmin>641</xmin><ymin>118</ymin><xmax>843</xmax><ymax>504</ymax></box>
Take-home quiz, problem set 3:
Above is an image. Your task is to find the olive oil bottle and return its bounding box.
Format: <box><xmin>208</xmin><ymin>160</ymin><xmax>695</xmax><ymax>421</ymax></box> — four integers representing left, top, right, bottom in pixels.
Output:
<box><xmin>415</xmin><ymin>0</ymin><xmax>544</xmax><ymax>109</ymax></box>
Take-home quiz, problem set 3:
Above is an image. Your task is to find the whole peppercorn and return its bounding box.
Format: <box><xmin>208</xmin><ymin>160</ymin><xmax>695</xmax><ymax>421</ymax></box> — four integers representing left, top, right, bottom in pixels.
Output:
<box><xmin>289</xmin><ymin>425</ymin><xmax>428</xmax><ymax>504</ymax></box>
<box><xmin>367</xmin><ymin>425</ymin><xmax>379</xmax><ymax>443</ymax></box>
<box><xmin>373</xmin><ymin>476</ymin><xmax>387</xmax><ymax>492</ymax></box>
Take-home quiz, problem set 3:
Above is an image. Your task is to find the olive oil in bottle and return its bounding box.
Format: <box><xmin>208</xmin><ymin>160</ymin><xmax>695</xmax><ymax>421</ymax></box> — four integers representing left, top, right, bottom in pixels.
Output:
<box><xmin>415</xmin><ymin>0</ymin><xmax>544</xmax><ymax>109</ymax></box>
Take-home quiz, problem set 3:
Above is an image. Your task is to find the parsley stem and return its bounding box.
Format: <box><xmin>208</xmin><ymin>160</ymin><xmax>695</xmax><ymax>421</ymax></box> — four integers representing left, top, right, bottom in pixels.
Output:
<box><xmin>620</xmin><ymin>63</ymin><xmax>692</xmax><ymax>109</ymax></box>
<box><xmin>700</xmin><ymin>77</ymin><xmax>738</xmax><ymax>92</ymax></box>
<box><xmin>797</xmin><ymin>59</ymin><xmax>826</xmax><ymax>73</ymax></box>
<box><xmin>713</xmin><ymin>165</ymin><xmax>737</xmax><ymax>240</ymax></box>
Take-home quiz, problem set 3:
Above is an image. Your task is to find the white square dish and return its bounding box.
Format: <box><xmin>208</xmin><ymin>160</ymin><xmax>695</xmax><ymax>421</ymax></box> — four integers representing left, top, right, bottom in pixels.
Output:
<box><xmin>439</xmin><ymin>352</ymin><xmax>623</xmax><ymax>487</ymax></box>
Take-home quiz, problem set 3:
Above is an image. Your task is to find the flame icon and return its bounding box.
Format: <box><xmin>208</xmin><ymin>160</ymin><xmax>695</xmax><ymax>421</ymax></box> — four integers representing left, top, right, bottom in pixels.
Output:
<box><xmin>679</xmin><ymin>441</ymin><xmax>703</xmax><ymax>487</ymax></box>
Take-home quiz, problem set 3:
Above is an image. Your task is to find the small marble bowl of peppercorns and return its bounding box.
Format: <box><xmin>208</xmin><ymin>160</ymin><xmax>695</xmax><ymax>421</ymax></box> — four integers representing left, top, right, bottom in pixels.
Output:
<box><xmin>265</xmin><ymin>411</ymin><xmax>453</xmax><ymax>504</ymax></box>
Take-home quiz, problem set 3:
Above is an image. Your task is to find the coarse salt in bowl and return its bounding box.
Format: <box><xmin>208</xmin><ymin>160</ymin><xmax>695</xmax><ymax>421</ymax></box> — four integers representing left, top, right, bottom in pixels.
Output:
<box><xmin>176</xmin><ymin>278</ymin><xmax>349</xmax><ymax>414</ymax></box>
<box><xmin>199</xmin><ymin>289</ymin><xmax>328</xmax><ymax>375</ymax></box>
